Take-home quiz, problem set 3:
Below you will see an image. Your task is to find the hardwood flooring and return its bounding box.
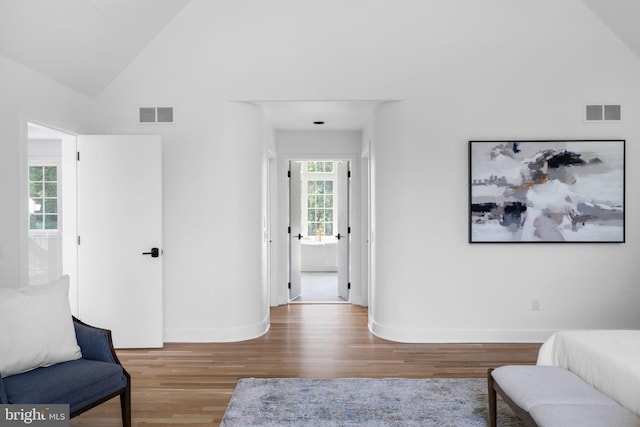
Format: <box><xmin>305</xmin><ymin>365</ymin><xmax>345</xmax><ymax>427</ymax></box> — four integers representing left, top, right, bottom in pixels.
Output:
<box><xmin>71</xmin><ymin>304</ymin><xmax>540</xmax><ymax>426</ymax></box>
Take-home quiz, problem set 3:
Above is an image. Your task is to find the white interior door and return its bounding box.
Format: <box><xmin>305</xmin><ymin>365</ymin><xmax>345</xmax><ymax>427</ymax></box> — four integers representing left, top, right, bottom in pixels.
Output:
<box><xmin>77</xmin><ymin>135</ymin><xmax>163</xmax><ymax>348</ymax></box>
<box><xmin>337</xmin><ymin>161</ymin><xmax>350</xmax><ymax>301</ymax></box>
<box><xmin>289</xmin><ymin>161</ymin><xmax>302</xmax><ymax>300</ymax></box>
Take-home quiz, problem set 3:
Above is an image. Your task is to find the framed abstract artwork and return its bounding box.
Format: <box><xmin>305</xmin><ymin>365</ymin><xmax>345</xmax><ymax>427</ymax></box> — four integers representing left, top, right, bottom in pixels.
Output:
<box><xmin>469</xmin><ymin>140</ymin><xmax>625</xmax><ymax>243</ymax></box>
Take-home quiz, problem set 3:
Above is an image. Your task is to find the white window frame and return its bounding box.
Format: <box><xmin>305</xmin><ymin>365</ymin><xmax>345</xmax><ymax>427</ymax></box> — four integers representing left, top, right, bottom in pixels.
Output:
<box><xmin>28</xmin><ymin>159</ymin><xmax>62</xmax><ymax>234</ymax></box>
<box><xmin>301</xmin><ymin>161</ymin><xmax>339</xmax><ymax>240</ymax></box>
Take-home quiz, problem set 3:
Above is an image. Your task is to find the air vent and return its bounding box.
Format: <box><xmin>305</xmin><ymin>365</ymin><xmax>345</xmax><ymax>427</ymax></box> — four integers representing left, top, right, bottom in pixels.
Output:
<box><xmin>139</xmin><ymin>107</ymin><xmax>174</xmax><ymax>124</ymax></box>
<box><xmin>585</xmin><ymin>104</ymin><xmax>621</xmax><ymax>122</ymax></box>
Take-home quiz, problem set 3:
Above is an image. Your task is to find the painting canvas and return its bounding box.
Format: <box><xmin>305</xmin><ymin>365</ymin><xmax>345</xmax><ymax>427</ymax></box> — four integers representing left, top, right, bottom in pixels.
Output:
<box><xmin>469</xmin><ymin>140</ymin><xmax>625</xmax><ymax>243</ymax></box>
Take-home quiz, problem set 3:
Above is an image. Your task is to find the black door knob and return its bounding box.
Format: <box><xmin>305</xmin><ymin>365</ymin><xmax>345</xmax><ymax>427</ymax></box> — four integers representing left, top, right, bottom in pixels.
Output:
<box><xmin>142</xmin><ymin>248</ymin><xmax>160</xmax><ymax>257</ymax></box>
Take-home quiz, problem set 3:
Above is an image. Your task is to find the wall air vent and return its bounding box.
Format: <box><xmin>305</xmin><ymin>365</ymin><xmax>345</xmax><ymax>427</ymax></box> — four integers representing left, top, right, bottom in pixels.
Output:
<box><xmin>585</xmin><ymin>104</ymin><xmax>621</xmax><ymax>122</ymax></box>
<box><xmin>139</xmin><ymin>107</ymin><xmax>174</xmax><ymax>124</ymax></box>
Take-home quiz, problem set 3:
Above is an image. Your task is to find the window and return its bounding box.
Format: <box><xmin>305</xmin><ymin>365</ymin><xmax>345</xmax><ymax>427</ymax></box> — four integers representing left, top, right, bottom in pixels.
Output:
<box><xmin>29</xmin><ymin>165</ymin><xmax>58</xmax><ymax>230</ymax></box>
<box><xmin>307</xmin><ymin>161</ymin><xmax>334</xmax><ymax>173</ymax></box>
<box><xmin>307</xmin><ymin>180</ymin><xmax>334</xmax><ymax>237</ymax></box>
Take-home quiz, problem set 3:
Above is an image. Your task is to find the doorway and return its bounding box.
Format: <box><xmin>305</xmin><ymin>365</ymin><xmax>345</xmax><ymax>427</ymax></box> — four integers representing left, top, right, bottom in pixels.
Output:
<box><xmin>26</xmin><ymin>122</ymin><xmax>78</xmax><ymax>310</ymax></box>
<box><xmin>289</xmin><ymin>160</ymin><xmax>350</xmax><ymax>303</ymax></box>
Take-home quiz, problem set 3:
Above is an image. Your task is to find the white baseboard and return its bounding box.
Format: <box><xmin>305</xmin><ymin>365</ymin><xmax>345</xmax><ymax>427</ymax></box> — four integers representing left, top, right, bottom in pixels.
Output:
<box><xmin>164</xmin><ymin>315</ymin><xmax>270</xmax><ymax>343</ymax></box>
<box><xmin>368</xmin><ymin>317</ymin><xmax>554</xmax><ymax>343</ymax></box>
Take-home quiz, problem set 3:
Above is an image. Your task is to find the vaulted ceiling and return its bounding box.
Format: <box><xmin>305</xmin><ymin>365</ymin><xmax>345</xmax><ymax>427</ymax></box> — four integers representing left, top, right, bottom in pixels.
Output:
<box><xmin>0</xmin><ymin>0</ymin><xmax>191</xmax><ymax>98</ymax></box>
<box><xmin>0</xmin><ymin>0</ymin><xmax>638</xmax><ymax>130</ymax></box>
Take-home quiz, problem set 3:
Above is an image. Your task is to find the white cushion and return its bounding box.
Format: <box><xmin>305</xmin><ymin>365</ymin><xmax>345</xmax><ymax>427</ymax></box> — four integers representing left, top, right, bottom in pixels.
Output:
<box><xmin>530</xmin><ymin>404</ymin><xmax>640</xmax><ymax>427</ymax></box>
<box><xmin>492</xmin><ymin>366</ymin><xmax>617</xmax><ymax>411</ymax></box>
<box><xmin>0</xmin><ymin>276</ymin><xmax>82</xmax><ymax>378</ymax></box>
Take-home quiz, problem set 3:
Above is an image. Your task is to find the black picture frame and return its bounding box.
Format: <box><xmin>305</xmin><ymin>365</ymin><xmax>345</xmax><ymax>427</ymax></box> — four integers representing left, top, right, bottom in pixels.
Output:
<box><xmin>469</xmin><ymin>139</ymin><xmax>625</xmax><ymax>243</ymax></box>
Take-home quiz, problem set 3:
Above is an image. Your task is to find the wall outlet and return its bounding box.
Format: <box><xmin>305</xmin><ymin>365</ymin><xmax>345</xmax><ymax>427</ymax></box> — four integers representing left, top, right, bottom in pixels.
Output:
<box><xmin>531</xmin><ymin>298</ymin><xmax>541</xmax><ymax>311</ymax></box>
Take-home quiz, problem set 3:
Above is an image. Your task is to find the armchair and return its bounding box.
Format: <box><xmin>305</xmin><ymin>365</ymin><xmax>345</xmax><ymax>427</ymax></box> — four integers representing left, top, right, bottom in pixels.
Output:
<box><xmin>0</xmin><ymin>317</ymin><xmax>131</xmax><ymax>426</ymax></box>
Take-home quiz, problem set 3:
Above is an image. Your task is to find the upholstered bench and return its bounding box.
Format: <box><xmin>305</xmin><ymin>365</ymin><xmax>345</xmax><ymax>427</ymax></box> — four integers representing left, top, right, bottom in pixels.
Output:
<box><xmin>488</xmin><ymin>366</ymin><xmax>640</xmax><ymax>427</ymax></box>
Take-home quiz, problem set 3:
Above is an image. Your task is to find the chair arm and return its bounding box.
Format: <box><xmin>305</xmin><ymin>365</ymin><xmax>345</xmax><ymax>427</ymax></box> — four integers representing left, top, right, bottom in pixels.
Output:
<box><xmin>0</xmin><ymin>376</ymin><xmax>8</xmax><ymax>404</ymax></box>
<box><xmin>72</xmin><ymin>317</ymin><xmax>122</xmax><ymax>365</ymax></box>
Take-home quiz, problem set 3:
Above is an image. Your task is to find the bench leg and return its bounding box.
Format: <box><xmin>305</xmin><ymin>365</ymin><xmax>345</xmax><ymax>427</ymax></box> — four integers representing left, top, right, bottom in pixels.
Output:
<box><xmin>487</xmin><ymin>368</ymin><xmax>497</xmax><ymax>427</ymax></box>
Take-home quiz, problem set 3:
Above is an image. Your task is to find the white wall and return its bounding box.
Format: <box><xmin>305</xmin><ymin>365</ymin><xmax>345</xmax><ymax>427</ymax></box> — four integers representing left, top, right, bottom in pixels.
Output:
<box><xmin>85</xmin><ymin>0</ymin><xmax>640</xmax><ymax>342</ymax></box>
<box><xmin>0</xmin><ymin>55</ymin><xmax>92</xmax><ymax>288</ymax></box>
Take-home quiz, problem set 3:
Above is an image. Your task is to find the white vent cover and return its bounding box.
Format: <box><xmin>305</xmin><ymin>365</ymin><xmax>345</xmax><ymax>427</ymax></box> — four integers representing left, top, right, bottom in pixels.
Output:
<box><xmin>585</xmin><ymin>104</ymin><xmax>621</xmax><ymax>121</ymax></box>
<box><xmin>139</xmin><ymin>107</ymin><xmax>174</xmax><ymax>124</ymax></box>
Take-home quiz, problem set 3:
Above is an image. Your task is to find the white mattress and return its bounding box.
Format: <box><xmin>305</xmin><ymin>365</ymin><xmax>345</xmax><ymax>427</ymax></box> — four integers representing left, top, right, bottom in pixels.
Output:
<box><xmin>537</xmin><ymin>330</ymin><xmax>640</xmax><ymax>417</ymax></box>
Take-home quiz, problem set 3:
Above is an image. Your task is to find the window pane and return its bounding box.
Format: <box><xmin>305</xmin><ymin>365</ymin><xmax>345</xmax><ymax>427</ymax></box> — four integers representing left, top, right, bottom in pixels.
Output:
<box><xmin>325</xmin><ymin>195</ymin><xmax>333</xmax><ymax>208</ymax></box>
<box><xmin>30</xmin><ymin>183</ymin><xmax>43</xmax><ymax>198</ymax></box>
<box><xmin>308</xmin><ymin>196</ymin><xmax>316</xmax><ymax>208</ymax></box>
<box><xmin>29</xmin><ymin>166</ymin><xmax>43</xmax><ymax>181</ymax></box>
<box><xmin>44</xmin><ymin>199</ymin><xmax>58</xmax><ymax>213</ymax></box>
<box><xmin>307</xmin><ymin>162</ymin><xmax>316</xmax><ymax>172</ymax></box>
<box><xmin>308</xmin><ymin>181</ymin><xmax>317</xmax><ymax>194</ymax></box>
<box><xmin>316</xmin><ymin>182</ymin><xmax>325</xmax><ymax>194</ymax></box>
<box><xmin>325</xmin><ymin>162</ymin><xmax>333</xmax><ymax>172</ymax></box>
<box><xmin>44</xmin><ymin>166</ymin><xmax>57</xmax><ymax>181</ymax></box>
<box><xmin>44</xmin><ymin>215</ymin><xmax>58</xmax><ymax>230</ymax></box>
<box><xmin>31</xmin><ymin>198</ymin><xmax>43</xmax><ymax>213</ymax></box>
<box><xmin>308</xmin><ymin>224</ymin><xmax>315</xmax><ymax>235</ymax></box>
<box><xmin>325</xmin><ymin>223</ymin><xmax>333</xmax><ymax>236</ymax></box>
<box><xmin>325</xmin><ymin>209</ymin><xmax>333</xmax><ymax>222</ymax></box>
<box><xmin>44</xmin><ymin>183</ymin><xmax>57</xmax><ymax>197</ymax></box>
<box><xmin>30</xmin><ymin>214</ymin><xmax>43</xmax><ymax>229</ymax></box>
<box><xmin>325</xmin><ymin>181</ymin><xmax>333</xmax><ymax>193</ymax></box>
<box><xmin>314</xmin><ymin>195</ymin><xmax>323</xmax><ymax>208</ymax></box>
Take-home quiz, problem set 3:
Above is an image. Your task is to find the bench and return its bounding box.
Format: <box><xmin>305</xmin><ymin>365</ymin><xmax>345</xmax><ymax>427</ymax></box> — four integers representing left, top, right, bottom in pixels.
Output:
<box><xmin>488</xmin><ymin>366</ymin><xmax>640</xmax><ymax>427</ymax></box>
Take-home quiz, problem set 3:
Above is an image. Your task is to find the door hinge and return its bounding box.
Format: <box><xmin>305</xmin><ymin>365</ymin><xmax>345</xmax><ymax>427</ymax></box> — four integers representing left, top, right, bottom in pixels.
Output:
<box><xmin>288</xmin><ymin>282</ymin><xmax>291</xmax><ymax>289</ymax></box>
<box><xmin>348</xmin><ymin>282</ymin><xmax>351</xmax><ymax>290</ymax></box>
<box><xmin>348</xmin><ymin>170</ymin><xmax>351</xmax><ymax>178</ymax></box>
<box><xmin>77</xmin><ymin>152</ymin><xmax>80</xmax><ymax>161</ymax></box>
<box><xmin>77</xmin><ymin>236</ymin><xmax>81</xmax><ymax>245</ymax></box>
<box><xmin>288</xmin><ymin>226</ymin><xmax>291</xmax><ymax>234</ymax></box>
<box><xmin>288</xmin><ymin>170</ymin><xmax>291</xmax><ymax>178</ymax></box>
<box><xmin>348</xmin><ymin>226</ymin><xmax>351</xmax><ymax>234</ymax></box>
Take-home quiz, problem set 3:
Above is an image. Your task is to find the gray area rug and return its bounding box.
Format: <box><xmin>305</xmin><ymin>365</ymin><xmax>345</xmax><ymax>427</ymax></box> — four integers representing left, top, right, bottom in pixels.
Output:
<box><xmin>220</xmin><ymin>378</ymin><xmax>523</xmax><ymax>426</ymax></box>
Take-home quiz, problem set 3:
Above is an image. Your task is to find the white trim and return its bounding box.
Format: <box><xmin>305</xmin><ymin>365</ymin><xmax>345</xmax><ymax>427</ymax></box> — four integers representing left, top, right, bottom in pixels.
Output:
<box><xmin>368</xmin><ymin>317</ymin><xmax>554</xmax><ymax>343</ymax></box>
<box><xmin>164</xmin><ymin>314</ymin><xmax>270</xmax><ymax>343</ymax></box>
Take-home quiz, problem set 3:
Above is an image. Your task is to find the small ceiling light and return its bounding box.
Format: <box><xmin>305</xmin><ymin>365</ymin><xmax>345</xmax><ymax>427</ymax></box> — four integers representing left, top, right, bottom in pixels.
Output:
<box><xmin>313</xmin><ymin>121</ymin><xmax>325</xmax><ymax>125</ymax></box>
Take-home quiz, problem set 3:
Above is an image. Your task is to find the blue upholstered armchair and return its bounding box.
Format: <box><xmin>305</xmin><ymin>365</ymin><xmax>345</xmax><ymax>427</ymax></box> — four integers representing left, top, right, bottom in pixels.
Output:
<box><xmin>0</xmin><ymin>317</ymin><xmax>131</xmax><ymax>426</ymax></box>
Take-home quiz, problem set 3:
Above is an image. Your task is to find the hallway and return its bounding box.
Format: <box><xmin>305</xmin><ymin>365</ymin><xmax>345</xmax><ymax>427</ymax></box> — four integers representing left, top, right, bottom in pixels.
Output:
<box><xmin>290</xmin><ymin>272</ymin><xmax>347</xmax><ymax>303</ymax></box>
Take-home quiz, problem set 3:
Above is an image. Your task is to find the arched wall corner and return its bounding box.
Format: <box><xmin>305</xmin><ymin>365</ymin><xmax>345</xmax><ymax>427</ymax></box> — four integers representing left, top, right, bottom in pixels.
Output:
<box><xmin>164</xmin><ymin>313</ymin><xmax>270</xmax><ymax>343</ymax></box>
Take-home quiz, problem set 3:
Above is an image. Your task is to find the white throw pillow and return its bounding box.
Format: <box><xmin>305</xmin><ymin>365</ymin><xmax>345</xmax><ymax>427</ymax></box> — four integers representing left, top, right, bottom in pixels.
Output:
<box><xmin>0</xmin><ymin>275</ymin><xmax>82</xmax><ymax>378</ymax></box>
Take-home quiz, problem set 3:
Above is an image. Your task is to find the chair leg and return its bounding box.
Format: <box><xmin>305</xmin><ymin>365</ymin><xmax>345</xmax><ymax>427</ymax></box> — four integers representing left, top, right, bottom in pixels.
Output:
<box><xmin>120</xmin><ymin>374</ymin><xmax>132</xmax><ymax>427</ymax></box>
<box><xmin>487</xmin><ymin>368</ymin><xmax>497</xmax><ymax>427</ymax></box>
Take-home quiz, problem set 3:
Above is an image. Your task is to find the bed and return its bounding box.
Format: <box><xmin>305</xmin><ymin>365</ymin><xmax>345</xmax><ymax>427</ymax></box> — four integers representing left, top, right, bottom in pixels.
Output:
<box><xmin>537</xmin><ymin>330</ymin><xmax>640</xmax><ymax>417</ymax></box>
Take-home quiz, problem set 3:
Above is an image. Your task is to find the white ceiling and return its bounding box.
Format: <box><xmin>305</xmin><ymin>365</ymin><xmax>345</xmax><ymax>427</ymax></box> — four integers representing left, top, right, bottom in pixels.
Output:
<box><xmin>256</xmin><ymin>101</ymin><xmax>384</xmax><ymax>132</ymax></box>
<box><xmin>1</xmin><ymin>0</ymin><xmax>638</xmax><ymax>131</ymax></box>
<box><xmin>581</xmin><ymin>0</ymin><xmax>640</xmax><ymax>59</ymax></box>
<box><xmin>0</xmin><ymin>0</ymin><xmax>191</xmax><ymax>98</ymax></box>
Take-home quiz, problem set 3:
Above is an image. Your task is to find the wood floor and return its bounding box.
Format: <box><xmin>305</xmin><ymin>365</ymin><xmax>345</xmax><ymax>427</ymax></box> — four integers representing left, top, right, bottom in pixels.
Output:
<box><xmin>72</xmin><ymin>304</ymin><xmax>540</xmax><ymax>426</ymax></box>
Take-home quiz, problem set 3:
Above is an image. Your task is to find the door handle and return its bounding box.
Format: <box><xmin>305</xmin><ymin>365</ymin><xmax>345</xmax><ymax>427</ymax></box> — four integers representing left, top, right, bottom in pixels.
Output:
<box><xmin>142</xmin><ymin>247</ymin><xmax>160</xmax><ymax>257</ymax></box>
<box><xmin>335</xmin><ymin>233</ymin><xmax>342</xmax><ymax>240</ymax></box>
<box><xmin>292</xmin><ymin>233</ymin><xmax>303</xmax><ymax>240</ymax></box>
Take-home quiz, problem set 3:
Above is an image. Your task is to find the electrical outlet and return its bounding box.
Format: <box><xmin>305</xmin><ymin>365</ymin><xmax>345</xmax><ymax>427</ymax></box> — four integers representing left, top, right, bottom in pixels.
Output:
<box><xmin>531</xmin><ymin>298</ymin><xmax>541</xmax><ymax>311</ymax></box>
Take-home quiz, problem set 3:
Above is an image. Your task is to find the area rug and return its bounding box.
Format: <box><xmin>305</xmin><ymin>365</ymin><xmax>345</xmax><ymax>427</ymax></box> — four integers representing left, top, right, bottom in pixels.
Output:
<box><xmin>220</xmin><ymin>378</ymin><xmax>522</xmax><ymax>426</ymax></box>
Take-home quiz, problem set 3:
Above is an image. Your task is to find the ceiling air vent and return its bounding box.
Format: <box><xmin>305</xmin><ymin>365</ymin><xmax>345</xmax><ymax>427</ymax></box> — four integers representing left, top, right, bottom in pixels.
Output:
<box><xmin>139</xmin><ymin>107</ymin><xmax>174</xmax><ymax>124</ymax></box>
<box><xmin>585</xmin><ymin>104</ymin><xmax>621</xmax><ymax>122</ymax></box>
